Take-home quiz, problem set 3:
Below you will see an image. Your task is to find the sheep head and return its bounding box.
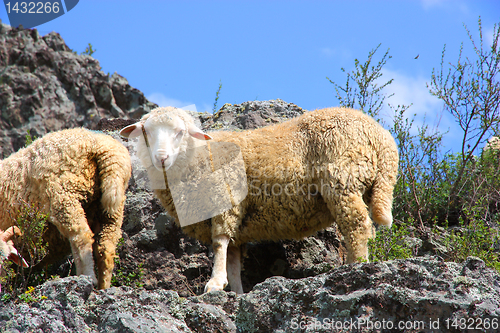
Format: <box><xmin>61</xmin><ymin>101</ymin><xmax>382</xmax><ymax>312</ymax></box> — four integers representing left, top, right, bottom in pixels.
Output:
<box><xmin>120</xmin><ymin>107</ymin><xmax>212</xmax><ymax>172</ymax></box>
<box><xmin>0</xmin><ymin>226</ymin><xmax>29</xmax><ymax>268</ymax></box>
<box><xmin>0</xmin><ymin>227</ymin><xmax>29</xmax><ymax>292</ymax></box>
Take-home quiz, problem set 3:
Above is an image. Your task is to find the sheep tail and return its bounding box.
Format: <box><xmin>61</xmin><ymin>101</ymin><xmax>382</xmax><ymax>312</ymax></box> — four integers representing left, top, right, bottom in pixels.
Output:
<box><xmin>94</xmin><ymin>135</ymin><xmax>132</xmax><ymax>218</ymax></box>
<box><xmin>369</xmin><ymin>144</ymin><xmax>399</xmax><ymax>228</ymax></box>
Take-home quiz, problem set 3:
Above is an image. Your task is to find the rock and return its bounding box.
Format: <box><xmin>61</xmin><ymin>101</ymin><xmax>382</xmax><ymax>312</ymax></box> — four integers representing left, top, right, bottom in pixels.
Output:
<box><xmin>0</xmin><ymin>22</ymin><xmax>156</xmax><ymax>158</ymax></box>
<box><xmin>199</xmin><ymin>99</ymin><xmax>305</xmax><ymax>131</ymax></box>
<box><xmin>0</xmin><ymin>276</ymin><xmax>95</xmax><ymax>332</ymax></box>
<box><xmin>154</xmin><ymin>212</ymin><xmax>175</xmax><ymax>237</ymax></box>
<box><xmin>232</xmin><ymin>256</ymin><xmax>500</xmax><ymax>332</ymax></box>
<box><xmin>1</xmin><ymin>257</ymin><xmax>499</xmax><ymax>332</ymax></box>
<box><xmin>97</xmin><ymin>117</ymin><xmax>135</xmax><ymax>132</ymax></box>
<box><xmin>122</xmin><ymin>190</ymin><xmax>158</xmax><ymax>233</ymax></box>
<box><xmin>131</xmin><ymin>229</ymin><xmax>160</xmax><ymax>249</ymax></box>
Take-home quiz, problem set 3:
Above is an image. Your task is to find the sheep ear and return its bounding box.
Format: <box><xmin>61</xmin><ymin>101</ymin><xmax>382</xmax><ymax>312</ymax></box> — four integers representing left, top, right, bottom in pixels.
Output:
<box><xmin>8</xmin><ymin>248</ymin><xmax>29</xmax><ymax>268</ymax></box>
<box><xmin>120</xmin><ymin>123</ymin><xmax>142</xmax><ymax>139</ymax></box>
<box><xmin>188</xmin><ymin>124</ymin><xmax>212</xmax><ymax>140</ymax></box>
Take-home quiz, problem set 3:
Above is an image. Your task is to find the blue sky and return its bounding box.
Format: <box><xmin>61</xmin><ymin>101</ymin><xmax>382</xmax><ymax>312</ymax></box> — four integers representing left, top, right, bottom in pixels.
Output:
<box><xmin>1</xmin><ymin>0</ymin><xmax>499</xmax><ymax>153</ymax></box>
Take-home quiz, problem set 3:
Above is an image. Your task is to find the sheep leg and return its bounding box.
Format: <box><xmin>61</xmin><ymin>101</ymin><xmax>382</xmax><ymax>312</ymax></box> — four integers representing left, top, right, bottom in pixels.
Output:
<box><xmin>69</xmin><ymin>234</ymin><xmax>97</xmax><ymax>285</ymax></box>
<box><xmin>226</xmin><ymin>245</ymin><xmax>243</xmax><ymax>294</ymax></box>
<box><xmin>94</xmin><ymin>214</ymin><xmax>123</xmax><ymax>290</ymax></box>
<box><xmin>328</xmin><ymin>193</ymin><xmax>373</xmax><ymax>263</ymax></box>
<box><xmin>52</xmin><ymin>200</ymin><xmax>98</xmax><ymax>285</ymax></box>
<box><xmin>204</xmin><ymin>234</ymin><xmax>229</xmax><ymax>293</ymax></box>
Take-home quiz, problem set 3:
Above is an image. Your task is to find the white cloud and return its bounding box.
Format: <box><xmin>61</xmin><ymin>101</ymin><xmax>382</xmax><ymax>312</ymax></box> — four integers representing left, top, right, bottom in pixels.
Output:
<box><xmin>380</xmin><ymin>70</ymin><xmax>468</xmax><ymax>153</ymax></box>
<box><xmin>146</xmin><ymin>93</ymin><xmax>197</xmax><ymax>111</ymax></box>
<box><xmin>421</xmin><ymin>0</ymin><xmax>448</xmax><ymax>9</ymax></box>
<box><xmin>420</xmin><ymin>0</ymin><xmax>455</xmax><ymax>10</ymax></box>
<box><xmin>321</xmin><ymin>47</ymin><xmax>336</xmax><ymax>57</ymax></box>
<box><xmin>203</xmin><ymin>103</ymin><xmax>214</xmax><ymax>113</ymax></box>
<box><xmin>420</xmin><ymin>0</ymin><xmax>469</xmax><ymax>13</ymax></box>
<box><xmin>320</xmin><ymin>47</ymin><xmax>352</xmax><ymax>60</ymax></box>
<box><xmin>381</xmin><ymin>69</ymin><xmax>442</xmax><ymax>124</ymax></box>
<box><xmin>484</xmin><ymin>25</ymin><xmax>497</xmax><ymax>48</ymax></box>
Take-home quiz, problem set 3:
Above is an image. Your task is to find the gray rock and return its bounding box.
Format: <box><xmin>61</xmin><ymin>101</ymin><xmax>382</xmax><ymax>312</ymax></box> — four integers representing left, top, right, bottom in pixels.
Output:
<box><xmin>131</xmin><ymin>229</ymin><xmax>159</xmax><ymax>249</ymax></box>
<box><xmin>154</xmin><ymin>212</ymin><xmax>175</xmax><ymax>237</ymax></box>
<box><xmin>0</xmin><ymin>22</ymin><xmax>156</xmax><ymax>158</ymax></box>
<box><xmin>0</xmin><ymin>276</ymin><xmax>94</xmax><ymax>333</ymax></box>
<box><xmin>2</xmin><ymin>257</ymin><xmax>499</xmax><ymax>332</ymax></box>
<box><xmin>122</xmin><ymin>190</ymin><xmax>157</xmax><ymax>232</ymax></box>
<box><xmin>199</xmin><ymin>99</ymin><xmax>305</xmax><ymax>131</ymax></box>
<box><xmin>233</xmin><ymin>256</ymin><xmax>500</xmax><ymax>332</ymax></box>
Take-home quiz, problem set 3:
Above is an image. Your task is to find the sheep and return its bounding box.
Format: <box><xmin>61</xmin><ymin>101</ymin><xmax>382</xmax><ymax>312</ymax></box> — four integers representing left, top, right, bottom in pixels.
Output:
<box><xmin>0</xmin><ymin>128</ymin><xmax>131</xmax><ymax>289</ymax></box>
<box><xmin>0</xmin><ymin>227</ymin><xmax>28</xmax><ymax>292</ymax></box>
<box><xmin>0</xmin><ymin>227</ymin><xmax>28</xmax><ymax>267</ymax></box>
<box><xmin>120</xmin><ymin>106</ymin><xmax>399</xmax><ymax>293</ymax></box>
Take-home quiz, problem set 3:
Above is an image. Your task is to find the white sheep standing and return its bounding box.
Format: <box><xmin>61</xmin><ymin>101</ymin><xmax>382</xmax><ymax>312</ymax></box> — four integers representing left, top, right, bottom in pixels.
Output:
<box><xmin>120</xmin><ymin>106</ymin><xmax>399</xmax><ymax>293</ymax></box>
<box><xmin>0</xmin><ymin>128</ymin><xmax>131</xmax><ymax>289</ymax></box>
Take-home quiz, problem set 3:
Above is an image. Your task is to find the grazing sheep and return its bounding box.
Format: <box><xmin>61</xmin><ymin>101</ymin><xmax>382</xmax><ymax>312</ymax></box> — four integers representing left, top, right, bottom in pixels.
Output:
<box><xmin>0</xmin><ymin>227</ymin><xmax>28</xmax><ymax>292</ymax></box>
<box><xmin>120</xmin><ymin>106</ymin><xmax>399</xmax><ymax>293</ymax></box>
<box><xmin>0</xmin><ymin>227</ymin><xmax>28</xmax><ymax>267</ymax></box>
<box><xmin>0</xmin><ymin>128</ymin><xmax>131</xmax><ymax>289</ymax></box>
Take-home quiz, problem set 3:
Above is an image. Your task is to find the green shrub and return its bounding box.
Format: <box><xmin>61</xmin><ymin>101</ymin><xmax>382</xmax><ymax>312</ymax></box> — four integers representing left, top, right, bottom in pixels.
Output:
<box><xmin>110</xmin><ymin>238</ymin><xmax>144</xmax><ymax>288</ymax></box>
<box><xmin>24</xmin><ymin>129</ymin><xmax>35</xmax><ymax>146</ymax></box>
<box><xmin>81</xmin><ymin>43</ymin><xmax>97</xmax><ymax>56</ymax></box>
<box><xmin>212</xmin><ymin>80</ymin><xmax>223</xmax><ymax>113</ymax></box>
<box><xmin>438</xmin><ymin>214</ymin><xmax>500</xmax><ymax>272</ymax></box>
<box><xmin>369</xmin><ymin>222</ymin><xmax>418</xmax><ymax>262</ymax></box>
<box><xmin>331</xmin><ymin>17</ymin><xmax>500</xmax><ymax>272</ymax></box>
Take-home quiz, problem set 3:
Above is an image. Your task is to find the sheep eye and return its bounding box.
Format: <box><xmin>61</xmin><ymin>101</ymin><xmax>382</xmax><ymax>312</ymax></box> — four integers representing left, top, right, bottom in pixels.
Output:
<box><xmin>174</xmin><ymin>130</ymin><xmax>184</xmax><ymax>143</ymax></box>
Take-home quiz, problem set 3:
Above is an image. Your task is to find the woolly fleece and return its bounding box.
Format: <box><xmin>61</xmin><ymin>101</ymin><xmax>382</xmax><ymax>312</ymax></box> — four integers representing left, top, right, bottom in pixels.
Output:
<box><xmin>0</xmin><ymin>128</ymin><xmax>131</xmax><ymax>289</ymax></box>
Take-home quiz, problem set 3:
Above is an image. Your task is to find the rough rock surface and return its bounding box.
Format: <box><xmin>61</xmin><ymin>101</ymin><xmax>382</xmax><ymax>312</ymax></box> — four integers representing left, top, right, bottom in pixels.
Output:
<box><xmin>0</xmin><ymin>22</ymin><xmax>156</xmax><ymax>157</ymax></box>
<box><xmin>1</xmin><ymin>257</ymin><xmax>499</xmax><ymax>332</ymax></box>
<box><xmin>200</xmin><ymin>99</ymin><xmax>306</xmax><ymax>131</ymax></box>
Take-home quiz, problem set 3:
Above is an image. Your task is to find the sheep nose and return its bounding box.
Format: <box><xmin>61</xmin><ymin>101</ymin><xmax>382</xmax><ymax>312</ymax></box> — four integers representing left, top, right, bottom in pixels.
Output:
<box><xmin>155</xmin><ymin>154</ymin><xmax>169</xmax><ymax>165</ymax></box>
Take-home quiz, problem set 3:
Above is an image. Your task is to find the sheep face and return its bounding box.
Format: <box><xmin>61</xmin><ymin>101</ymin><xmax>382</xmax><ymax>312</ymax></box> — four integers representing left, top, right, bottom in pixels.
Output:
<box><xmin>120</xmin><ymin>108</ymin><xmax>212</xmax><ymax>172</ymax></box>
<box><xmin>0</xmin><ymin>226</ymin><xmax>29</xmax><ymax>276</ymax></box>
<box><xmin>0</xmin><ymin>219</ymin><xmax>30</xmax><ymax>294</ymax></box>
<box><xmin>144</xmin><ymin>116</ymin><xmax>187</xmax><ymax>171</ymax></box>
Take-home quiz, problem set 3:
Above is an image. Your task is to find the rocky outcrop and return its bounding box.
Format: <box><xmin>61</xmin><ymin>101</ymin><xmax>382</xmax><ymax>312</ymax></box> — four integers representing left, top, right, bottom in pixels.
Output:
<box><xmin>200</xmin><ymin>99</ymin><xmax>306</xmax><ymax>131</ymax></box>
<box><xmin>0</xmin><ymin>22</ymin><xmax>156</xmax><ymax>157</ymax></box>
<box><xmin>1</xmin><ymin>256</ymin><xmax>499</xmax><ymax>332</ymax></box>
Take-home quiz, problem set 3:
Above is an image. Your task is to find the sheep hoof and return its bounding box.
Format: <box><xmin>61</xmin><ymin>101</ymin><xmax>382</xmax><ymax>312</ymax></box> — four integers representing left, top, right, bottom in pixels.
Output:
<box><xmin>84</xmin><ymin>273</ymin><xmax>98</xmax><ymax>287</ymax></box>
<box><xmin>204</xmin><ymin>277</ymin><xmax>228</xmax><ymax>293</ymax></box>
